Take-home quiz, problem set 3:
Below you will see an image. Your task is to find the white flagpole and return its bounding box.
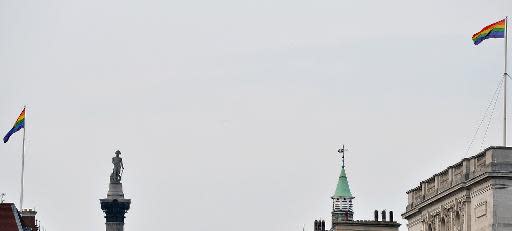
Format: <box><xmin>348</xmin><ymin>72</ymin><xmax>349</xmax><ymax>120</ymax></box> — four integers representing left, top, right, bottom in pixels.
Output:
<box><xmin>20</xmin><ymin>106</ymin><xmax>26</xmax><ymax>210</ymax></box>
<box><xmin>504</xmin><ymin>17</ymin><xmax>508</xmax><ymax>147</ymax></box>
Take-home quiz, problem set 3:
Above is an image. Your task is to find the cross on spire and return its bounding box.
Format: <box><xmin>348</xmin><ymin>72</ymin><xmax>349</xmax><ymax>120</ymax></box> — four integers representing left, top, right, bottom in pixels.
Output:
<box><xmin>337</xmin><ymin>145</ymin><xmax>347</xmax><ymax>169</ymax></box>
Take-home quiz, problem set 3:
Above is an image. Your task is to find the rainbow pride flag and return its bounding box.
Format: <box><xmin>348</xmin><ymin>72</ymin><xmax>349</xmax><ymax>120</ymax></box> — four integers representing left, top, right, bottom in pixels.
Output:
<box><xmin>3</xmin><ymin>108</ymin><xmax>25</xmax><ymax>143</ymax></box>
<box><xmin>472</xmin><ymin>19</ymin><xmax>506</xmax><ymax>45</ymax></box>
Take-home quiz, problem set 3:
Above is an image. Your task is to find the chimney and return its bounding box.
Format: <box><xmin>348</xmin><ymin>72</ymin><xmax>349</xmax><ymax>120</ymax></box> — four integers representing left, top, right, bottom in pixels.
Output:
<box><xmin>389</xmin><ymin>211</ymin><xmax>394</xmax><ymax>222</ymax></box>
<box><xmin>374</xmin><ymin>210</ymin><xmax>379</xmax><ymax>221</ymax></box>
<box><xmin>21</xmin><ymin>209</ymin><xmax>38</xmax><ymax>231</ymax></box>
<box><xmin>381</xmin><ymin>210</ymin><xmax>387</xmax><ymax>222</ymax></box>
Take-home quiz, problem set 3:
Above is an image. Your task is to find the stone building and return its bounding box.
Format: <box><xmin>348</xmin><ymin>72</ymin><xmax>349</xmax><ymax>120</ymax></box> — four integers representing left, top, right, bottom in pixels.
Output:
<box><xmin>402</xmin><ymin>146</ymin><xmax>512</xmax><ymax>231</ymax></box>
<box><xmin>314</xmin><ymin>148</ymin><xmax>401</xmax><ymax>231</ymax></box>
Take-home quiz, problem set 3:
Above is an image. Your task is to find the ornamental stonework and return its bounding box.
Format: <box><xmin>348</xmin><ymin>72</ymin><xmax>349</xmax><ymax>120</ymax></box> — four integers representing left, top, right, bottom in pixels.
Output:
<box><xmin>402</xmin><ymin>147</ymin><xmax>512</xmax><ymax>231</ymax></box>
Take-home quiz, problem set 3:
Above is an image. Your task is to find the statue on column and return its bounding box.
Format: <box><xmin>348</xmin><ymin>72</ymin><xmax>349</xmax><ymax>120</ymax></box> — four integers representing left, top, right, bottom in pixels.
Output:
<box><xmin>110</xmin><ymin>150</ymin><xmax>124</xmax><ymax>183</ymax></box>
<box><xmin>101</xmin><ymin>149</ymin><xmax>131</xmax><ymax>230</ymax></box>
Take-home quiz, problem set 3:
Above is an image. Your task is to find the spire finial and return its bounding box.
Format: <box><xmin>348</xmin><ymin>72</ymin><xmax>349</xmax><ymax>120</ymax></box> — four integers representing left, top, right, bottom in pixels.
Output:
<box><xmin>337</xmin><ymin>145</ymin><xmax>347</xmax><ymax>168</ymax></box>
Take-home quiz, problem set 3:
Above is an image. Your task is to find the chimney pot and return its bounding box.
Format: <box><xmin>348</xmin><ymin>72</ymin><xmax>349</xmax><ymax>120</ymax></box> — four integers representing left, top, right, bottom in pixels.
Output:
<box><xmin>21</xmin><ymin>209</ymin><xmax>38</xmax><ymax>231</ymax></box>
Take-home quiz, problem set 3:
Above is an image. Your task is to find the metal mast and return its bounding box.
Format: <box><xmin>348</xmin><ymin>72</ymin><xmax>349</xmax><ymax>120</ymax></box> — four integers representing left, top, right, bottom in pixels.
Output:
<box><xmin>504</xmin><ymin>16</ymin><xmax>508</xmax><ymax>146</ymax></box>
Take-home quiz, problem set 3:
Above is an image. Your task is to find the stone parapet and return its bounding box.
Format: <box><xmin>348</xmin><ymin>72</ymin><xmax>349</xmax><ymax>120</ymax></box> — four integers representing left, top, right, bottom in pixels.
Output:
<box><xmin>403</xmin><ymin>146</ymin><xmax>512</xmax><ymax>214</ymax></box>
<box><xmin>332</xmin><ymin>220</ymin><xmax>401</xmax><ymax>231</ymax></box>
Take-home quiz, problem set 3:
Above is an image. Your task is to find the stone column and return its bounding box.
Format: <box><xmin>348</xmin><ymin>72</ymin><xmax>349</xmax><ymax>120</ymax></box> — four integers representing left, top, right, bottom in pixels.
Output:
<box><xmin>100</xmin><ymin>151</ymin><xmax>131</xmax><ymax>231</ymax></box>
<box><xmin>100</xmin><ymin>199</ymin><xmax>131</xmax><ymax>230</ymax></box>
<box><xmin>105</xmin><ymin>223</ymin><xmax>124</xmax><ymax>231</ymax></box>
<box><xmin>463</xmin><ymin>198</ymin><xmax>470</xmax><ymax>231</ymax></box>
<box><xmin>450</xmin><ymin>210</ymin><xmax>453</xmax><ymax>231</ymax></box>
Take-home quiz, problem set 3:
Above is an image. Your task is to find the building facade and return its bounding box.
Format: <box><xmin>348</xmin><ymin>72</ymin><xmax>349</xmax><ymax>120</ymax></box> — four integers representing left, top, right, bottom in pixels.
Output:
<box><xmin>402</xmin><ymin>146</ymin><xmax>512</xmax><ymax>231</ymax></box>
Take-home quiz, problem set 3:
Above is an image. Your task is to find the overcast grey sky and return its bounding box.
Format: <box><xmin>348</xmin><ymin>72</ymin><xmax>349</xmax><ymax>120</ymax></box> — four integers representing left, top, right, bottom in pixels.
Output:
<box><xmin>1</xmin><ymin>0</ymin><xmax>512</xmax><ymax>230</ymax></box>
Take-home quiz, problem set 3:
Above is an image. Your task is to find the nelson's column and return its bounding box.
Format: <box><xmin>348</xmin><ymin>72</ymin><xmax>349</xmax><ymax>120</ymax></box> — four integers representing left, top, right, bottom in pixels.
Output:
<box><xmin>100</xmin><ymin>150</ymin><xmax>131</xmax><ymax>231</ymax></box>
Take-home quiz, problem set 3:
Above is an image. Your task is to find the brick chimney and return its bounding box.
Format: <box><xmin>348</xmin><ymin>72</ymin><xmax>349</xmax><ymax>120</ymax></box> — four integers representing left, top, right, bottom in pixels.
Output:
<box><xmin>21</xmin><ymin>209</ymin><xmax>38</xmax><ymax>231</ymax></box>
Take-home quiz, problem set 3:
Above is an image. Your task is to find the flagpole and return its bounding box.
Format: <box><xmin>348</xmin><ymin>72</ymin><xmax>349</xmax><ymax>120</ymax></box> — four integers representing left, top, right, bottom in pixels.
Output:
<box><xmin>20</xmin><ymin>106</ymin><xmax>25</xmax><ymax>210</ymax></box>
<box><xmin>505</xmin><ymin>16</ymin><xmax>508</xmax><ymax>147</ymax></box>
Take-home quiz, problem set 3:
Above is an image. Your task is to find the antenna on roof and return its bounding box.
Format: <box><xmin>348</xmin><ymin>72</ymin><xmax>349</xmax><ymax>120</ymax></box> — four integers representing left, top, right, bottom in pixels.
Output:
<box><xmin>337</xmin><ymin>145</ymin><xmax>348</xmax><ymax>168</ymax></box>
<box><xmin>0</xmin><ymin>193</ymin><xmax>5</xmax><ymax>203</ymax></box>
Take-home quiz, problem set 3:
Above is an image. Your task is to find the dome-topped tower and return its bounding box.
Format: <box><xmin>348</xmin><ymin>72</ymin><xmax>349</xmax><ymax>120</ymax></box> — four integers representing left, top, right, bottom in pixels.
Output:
<box><xmin>331</xmin><ymin>146</ymin><xmax>354</xmax><ymax>223</ymax></box>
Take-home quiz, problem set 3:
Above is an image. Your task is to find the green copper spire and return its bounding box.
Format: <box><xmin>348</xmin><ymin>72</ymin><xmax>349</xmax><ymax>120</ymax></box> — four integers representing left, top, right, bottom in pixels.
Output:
<box><xmin>333</xmin><ymin>166</ymin><xmax>352</xmax><ymax>198</ymax></box>
<box><xmin>333</xmin><ymin>145</ymin><xmax>353</xmax><ymax>198</ymax></box>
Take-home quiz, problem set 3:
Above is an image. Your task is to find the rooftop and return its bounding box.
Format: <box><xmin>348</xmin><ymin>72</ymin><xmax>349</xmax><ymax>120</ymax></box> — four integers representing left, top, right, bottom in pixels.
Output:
<box><xmin>402</xmin><ymin>146</ymin><xmax>512</xmax><ymax>218</ymax></box>
<box><xmin>0</xmin><ymin>203</ymin><xmax>33</xmax><ymax>231</ymax></box>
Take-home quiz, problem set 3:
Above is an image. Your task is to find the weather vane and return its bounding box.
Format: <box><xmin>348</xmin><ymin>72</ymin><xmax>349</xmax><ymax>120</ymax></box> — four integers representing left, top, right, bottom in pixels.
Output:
<box><xmin>337</xmin><ymin>145</ymin><xmax>347</xmax><ymax>168</ymax></box>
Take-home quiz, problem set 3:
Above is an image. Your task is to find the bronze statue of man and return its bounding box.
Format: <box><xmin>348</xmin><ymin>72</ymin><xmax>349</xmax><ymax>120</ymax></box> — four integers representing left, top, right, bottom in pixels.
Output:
<box><xmin>110</xmin><ymin>150</ymin><xmax>124</xmax><ymax>183</ymax></box>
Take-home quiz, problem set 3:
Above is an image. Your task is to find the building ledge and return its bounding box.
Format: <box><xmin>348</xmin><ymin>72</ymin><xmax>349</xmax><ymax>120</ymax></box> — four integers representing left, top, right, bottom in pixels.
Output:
<box><xmin>402</xmin><ymin>146</ymin><xmax>512</xmax><ymax>218</ymax></box>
